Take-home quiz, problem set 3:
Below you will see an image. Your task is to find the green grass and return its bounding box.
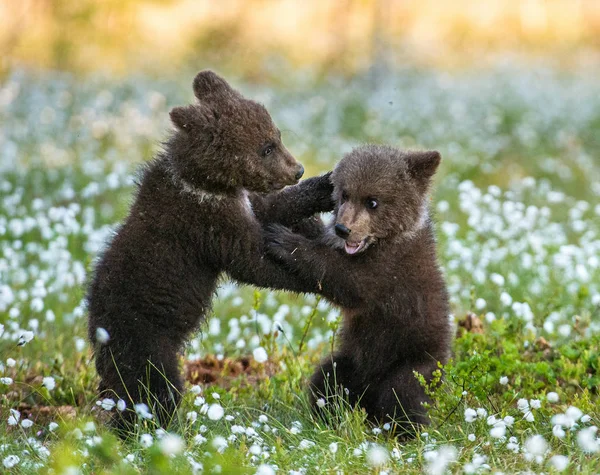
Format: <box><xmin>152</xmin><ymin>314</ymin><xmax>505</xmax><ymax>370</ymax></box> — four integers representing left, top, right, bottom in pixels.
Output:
<box><xmin>1</xmin><ymin>65</ymin><xmax>599</xmax><ymax>473</ymax></box>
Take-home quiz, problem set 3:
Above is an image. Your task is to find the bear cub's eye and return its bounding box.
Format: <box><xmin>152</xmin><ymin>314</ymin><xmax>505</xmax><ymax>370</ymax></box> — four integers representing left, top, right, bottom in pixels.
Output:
<box><xmin>261</xmin><ymin>144</ymin><xmax>275</xmax><ymax>157</ymax></box>
<box><xmin>366</xmin><ymin>198</ymin><xmax>378</xmax><ymax>209</ymax></box>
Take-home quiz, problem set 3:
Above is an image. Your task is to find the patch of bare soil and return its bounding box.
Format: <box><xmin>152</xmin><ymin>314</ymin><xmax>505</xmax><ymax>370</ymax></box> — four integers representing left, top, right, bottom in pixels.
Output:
<box><xmin>457</xmin><ymin>312</ymin><xmax>485</xmax><ymax>335</ymax></box>
<box><xmin>184</xmin><ymin>355</ymin><xmax>279</xmax><ymax>389</ymax></box>
<box><xmin>15</xmin><ymin>402</ymin><xmax>77</xmax><ymax>424</ymax></box>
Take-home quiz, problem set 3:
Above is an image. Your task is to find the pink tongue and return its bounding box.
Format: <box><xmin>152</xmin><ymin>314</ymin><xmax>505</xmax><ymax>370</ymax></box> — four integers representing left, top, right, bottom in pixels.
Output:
<box><xmin>345</xmin><ymin>242</ymin><xmax>360</xmax><ymax>255</ymax></box>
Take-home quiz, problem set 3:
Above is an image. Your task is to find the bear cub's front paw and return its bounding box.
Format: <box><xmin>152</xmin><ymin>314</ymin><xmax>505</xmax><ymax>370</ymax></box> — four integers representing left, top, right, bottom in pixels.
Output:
<box><xmin>263</xmin><ymin>224</ymin><xmax>308</xmax><ymax>265</ymax></box>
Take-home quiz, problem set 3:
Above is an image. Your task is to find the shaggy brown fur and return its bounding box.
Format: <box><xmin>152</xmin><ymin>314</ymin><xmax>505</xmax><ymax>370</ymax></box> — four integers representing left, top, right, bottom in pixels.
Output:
<box><xmin>265</xmin><ymin>145</ymin><xmax>452</xmax><ymax>432</ymax></box>
<box><xmin>86</xmin><ymin>71</ymin><xmax>333</xmax><ymax>431</ymax></box>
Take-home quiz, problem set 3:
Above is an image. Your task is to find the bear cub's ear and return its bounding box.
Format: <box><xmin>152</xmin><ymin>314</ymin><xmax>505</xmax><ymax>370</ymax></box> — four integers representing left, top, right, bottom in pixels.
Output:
<box><xmin>169</xmin><ymin>106</ymin><xmax>196</xmax><ymax>132</ymax></box>
<box><xmin>193</xmin><ymin>70</ymin><xmax>232</xmax><ymax>101</ymax></box>
<box><xmin>406</xmin><ymin>150</ymin><xmax>441</xmax><ymax>180</ymax></box>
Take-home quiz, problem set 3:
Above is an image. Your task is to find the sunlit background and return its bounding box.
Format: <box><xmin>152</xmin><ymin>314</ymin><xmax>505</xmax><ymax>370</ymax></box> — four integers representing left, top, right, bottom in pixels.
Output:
<box><xmin>2</xmin><ymin>0</ymin><xmax>600</xmax><ymax>77</ymax></box>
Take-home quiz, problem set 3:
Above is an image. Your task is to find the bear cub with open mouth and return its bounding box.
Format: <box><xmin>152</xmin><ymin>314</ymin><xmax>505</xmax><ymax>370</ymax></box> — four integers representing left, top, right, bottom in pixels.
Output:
<box><xmin>266</xmin><ymin>144</ymin><xmax>452</xmax><ymax>432</ymax></box>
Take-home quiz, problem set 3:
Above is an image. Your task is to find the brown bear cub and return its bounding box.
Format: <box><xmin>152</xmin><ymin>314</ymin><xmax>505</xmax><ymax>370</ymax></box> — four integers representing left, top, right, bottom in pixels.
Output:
<box><xmin>265</xmin><ymin>144</ymin><xmax>452</xmax><ymax>432</ymax></box>
<box><xmin>86</xmin><ymin>71</ymin><xmax>333</xmax><ymax>432</ymax></box>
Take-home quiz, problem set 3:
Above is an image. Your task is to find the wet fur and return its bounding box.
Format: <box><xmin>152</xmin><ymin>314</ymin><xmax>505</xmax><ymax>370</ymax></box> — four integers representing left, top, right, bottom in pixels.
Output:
<box><xmin>86</xmin><ymin>71</ymin><xmax>333</xmax><ymax>431</ymax></box>
<box><xmin>265</xmin><ymin>145</ymin><xmax>452</xmax><ymax>432</ymax></box>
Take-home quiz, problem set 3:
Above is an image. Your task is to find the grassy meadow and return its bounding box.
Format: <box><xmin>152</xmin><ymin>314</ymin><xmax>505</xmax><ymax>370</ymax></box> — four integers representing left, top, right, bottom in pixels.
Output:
<box><xmin>1</xmin><ymin>65</ymin><xmax>600</xmax><ymax>473</ymax></box>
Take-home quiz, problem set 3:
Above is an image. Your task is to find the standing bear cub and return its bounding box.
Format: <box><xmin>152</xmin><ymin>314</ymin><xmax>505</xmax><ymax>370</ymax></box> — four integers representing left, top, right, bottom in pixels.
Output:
<box><xmin>266</xmin><ymin>145</ymin><xmax>452</xmax><ymax>432</ymax></box>
<box><xmin>87</xmin><ymin>71</ymin><xmax>333</xmax><ymax>431</ymax></box>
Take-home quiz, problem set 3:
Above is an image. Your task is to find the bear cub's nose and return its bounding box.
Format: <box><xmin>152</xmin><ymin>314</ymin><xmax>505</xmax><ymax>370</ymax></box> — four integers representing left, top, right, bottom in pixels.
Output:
<box><xmin>295</xmin><ymin>165</ymin><xmax>304</xmax><ymax>181</ymax></box>
<box><xmin>334</xmin><ymin>223</ymin><xmax>351</xmax><ymax>239</ymax></box>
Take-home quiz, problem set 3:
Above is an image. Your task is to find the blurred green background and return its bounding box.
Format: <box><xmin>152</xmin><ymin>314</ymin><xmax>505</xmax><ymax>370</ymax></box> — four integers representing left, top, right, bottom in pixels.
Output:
<box><xmin>2</xmin><ymin>0</ymin><xmax>600</xmax><ymax>78</ymax></box>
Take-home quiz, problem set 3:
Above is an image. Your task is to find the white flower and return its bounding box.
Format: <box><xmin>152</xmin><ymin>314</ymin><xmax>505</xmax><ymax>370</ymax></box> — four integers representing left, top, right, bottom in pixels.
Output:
<box><xmin>258</xmin><ymin>414</ymin><xmax>268</xmax><ymax>423</ymax></box>
<box><xmin>43</xmin><ymin>376</ymin><xmax>56</xmax><ymax>390</ymax></box>
<box><xmin>577</xmin><ymin>427</ymin><xmax>599</xmax><ymax>453</ymax></box>
<box><xmin>553</xmin><ymin>425</ymin><xmax>566</xmax><ymax>438</ymax></box>
<box><xmin>490</xmin><ymin>273</ymin><xmax>505</xmax><ymax>286</ymax></box>
<box><xmin>255</xmin><ymin>464</ymin><xmax>276</xmax><ymax>475</ymax></box>
<box><xmin>190</xmin><ymin>385</ymin><xmax>202</xmax><ymax>395</ymax></box>
<box><xmin>530</xmin><ymin>399</ymin><xmax>541</xmax><ymax>409</ymax></box>
<box><xmin>159</xmin><ymin>434</ymin><xmax>184</xmax><ymax>456</ymax></box>
<box><xmin>253</xmin><ymin>347</ymin><xmax>268</xmax><ymax>363</ymax></box>
<box><xmin>517</xmin><ymin>398</ymin><xmax>529</xmax><ymax>412</ymax></box>
<box><xmin>329</xmin><ymin>442</ymin><xmax>338</xmax><ymax>454</ymax></box>
<box><xmin>207</xmin><ymin>403</ymin><xmax>224</xmax><ymax>421</ymax></box>
<box><xmin>499</xmin><ymin>376</ymin><xmax>508</xmax><ymax>385</ymax></box>
<box><xmin>21</xmin><ymin>418</ymin><xmax>33</xmax><ymax>428</ymax></box>
<box><xmin>212</xmin><ymin>436</ymin><xmax>228</xmax><ymax>453</ymax></box>
<box><xmin>3</xmin><ymin>455</ymin><xmax>20</xmax><ymax>469</ymax></box>
<box><xmin>426</xmin><ymin>445</ymin><xmax>457</xmax><ymax>475</ymax></box>
<box><xmin>549</xmin><ymin>455</ymin><xmax>569</xmax><ymax>472</ymax></box>
<box><xmin>316</xmin><ymin>398</ymin><xmax>326</xmax><ymax>408</ymax></box>
<box><xmin>49</xmin><ymin>422</ymin><xmax>59</xmax><ymax>431</ymax></box>
<box><xmin>95</xmin><ymin>327</ymin><xmax>110</xmax><ymax>344</ymax></box>
<box><xmin>566</xmin><ymin>406</ymin><xmax>583</xmax><ymax>421</ymax></box>
<box><xmin>249</xmin><ymin>444</ymin><xmax>262</xmax><ymax>455</ymax></box>
<box><xmin>6</xmin><ymin>358</ymin><xmax>16</xmax><ymax>367</ymax></box>
<box><xmin>194</xmin><ymin>396</ymin><xmax>205</xmax><ymax>406</ymax></box>
<box><xmin>503</xmin><ymin>416</ymin><xmax>515</xmax><ymax>426</ymax></box>
<box><xmin>100</xmin><ymin>398</ymin><xmax>115</xmax><ymax>410</ymax></box>
<box><xmin>464</xmin><ymin>408</ymin><xmax>477</xmax><ymax>422</ymax></box>
<box><xmin>193</xmin><ymin>434</ymin><xmax>207</xmax><ymax>445</ymax></box>
<box><xmin>476</xmin><ymin>408</ymin><xmax>488</xmax><ymax>418</ymax></box>
<box><xmin>116</xmin><ymin>399</ymin><xmax>126</xmax><ymax>411</ymax></box>
<box><xmin>187</xmin><ymin>411</ymin><xmax>198</xmax><ymax>423</ymax></box>
<box><xmin>139</xmin><ymin>433</ymin><xmax>153</xmax><ymax>448</ymax></box>
<box><xmin>134</xmin><ymin>403</ymin><xmax>153</xmax><ymax>419</ymax></box>
<box><xmin>524</xmin><ymin>411</ymin><xmax>535</xmax><ymax>422</ymax></box>
<box><xmin>298</xmin><ymin>439</ymin><xmax>315</xmax><ymax>450</ymax></box>
<box><xmin>75</xmin><ymin>338</ymin><xmax>86</xmax><ymax>351</ymax></box>
<box><xmin>581</xmin><ymin>414</ymin><xmax>591</xmax><ymax>423</ymax></box>
<box><xmin>490</xmin><ymin>424</ymin><xmax>506</xmax><ymax>438</ymax></box>
<box><xmin>468</xmin><ymin>434</ymin><xmax>476</xmax><ymax>442</ymax></box>
<box><xmin>8</xmin><ymin>408</ymin><xmax>20</xmax><ymax>425</ymax></box>
<box><xmin>18</xmin><ymin>330</ymin><xmax>34</xmax><ymax>346</ymax></box>
<box><xmin>500</xmin><ymin>292</ymin><xmax>512</xmax><ymax>306</ymax></box>
<box><xmin>0</xmin><ymin>377</ymin><xmax>13</xmax><ymax>385</ymax></box>
<box><xmin>366</xmin><ymin>444</ymin><xmax>389</xmax><ymax>467</ymax></box>
<box><xmin>525</xmin><ymin>435</ymin><xmax>548</xmax><ymax>456</ymax></box>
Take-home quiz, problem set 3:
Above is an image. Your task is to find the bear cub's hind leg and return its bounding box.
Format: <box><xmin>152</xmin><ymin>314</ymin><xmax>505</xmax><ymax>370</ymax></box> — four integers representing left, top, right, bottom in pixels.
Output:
<box><xmin>309</xmin><ymin>354</ymin><xmax>363</xmax><ymax>419</ymax></box>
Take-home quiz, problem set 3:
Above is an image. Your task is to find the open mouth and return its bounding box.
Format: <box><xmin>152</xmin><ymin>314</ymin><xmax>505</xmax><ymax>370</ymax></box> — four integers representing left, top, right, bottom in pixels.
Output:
<box><xmin>344</xmin><ymin>239</ymin><xmax>367</xmax><ymax>255</ymax></box>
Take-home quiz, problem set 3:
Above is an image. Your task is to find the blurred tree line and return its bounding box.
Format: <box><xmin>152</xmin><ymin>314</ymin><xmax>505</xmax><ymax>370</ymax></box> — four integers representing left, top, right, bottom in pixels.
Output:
<box><xmin>1</xmin><ymin>0</ymin><xmax>599</xmax><ymax>78</ymax></box>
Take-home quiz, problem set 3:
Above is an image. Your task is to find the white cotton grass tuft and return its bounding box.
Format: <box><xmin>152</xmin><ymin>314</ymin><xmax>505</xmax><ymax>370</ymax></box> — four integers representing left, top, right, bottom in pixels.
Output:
<box><xmin>252</xmin><ymin>346</ymin><xmax>268</xmax><ymax>363</ymax></box>
<box><xmin>549</xmin><ymin>455</ymin><xmax>569</xmax><ymax>472</ymax></box>
<box><xmin>255</xmin><ymin>464</ymin><xmax>276</xmax><ymax>475</ymax></box>
<box><xmin>95</xmin><ymin>327</ymin><xmax>110</xmax><ymax>344</ymax></box>
<box><xmin>546</xmin><ymin>392</ymin><xmax>559</xmax><ymax>403</ymax></box>
<box><xmin>100</xmin><ymin>398</ymin><xmax>115</xmax><ymax>410</ymax></box>
<box><xmin>577</xmin><ymin>427</ymin><xmax>599</xmax><ymax>453</ymax></box>
<box><xmin>524</xmin><ymin>434</ymin><xmax>548</xmax><ymax>456</ymax></box>
<box><xmin>42</xmin><ymin>376</ymin><xmax>56</xmax><ymax>390</ymax></box>
<box><xmin>207</xmin><ymin>403</ymin><xmax>224</xmax><ymax>421</ymax></box>
<box><xmin>366</xmin><ymin>444</ymin><xmax>389</xmax><ymax>467</ymax></box>
<box><xmin>425</xmin><ymin>445</ymin><xmax>457</xmax><ymax>475</ymax></box>
<box><xmin>159</xmin><ymin>433</ymin><xmax>185</xmax><ymax>456</ymax></box>
<box><xmin>3</xmin><ymin>455</ymin><xmax>20</xmax><ymax>469</ymax></box>
<box><xmin>139</xmin><ymin>433</ymin><xmax>153</xmax><ymax>448</ymax></box>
